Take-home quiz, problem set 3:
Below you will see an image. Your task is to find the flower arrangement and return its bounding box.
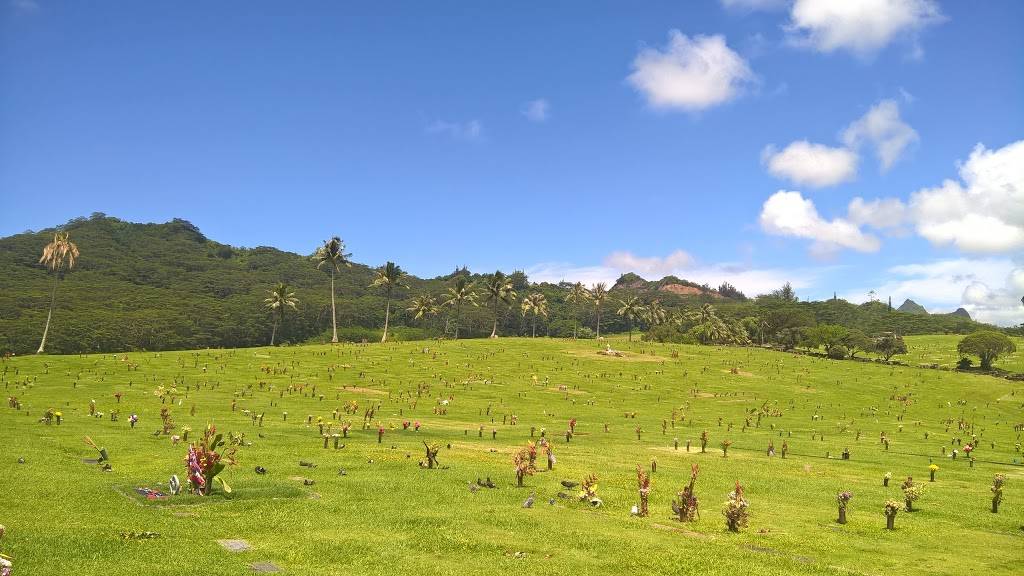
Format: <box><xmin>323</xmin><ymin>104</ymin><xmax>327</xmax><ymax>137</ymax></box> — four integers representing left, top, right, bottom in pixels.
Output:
<box><xmin>129</xmin><ymin>413</ymin><xmax>138</xmax><ymax>428</ymax></box>
<box><xmin>672</xmin><ymin>464</ymin><xmax>700</xmax><ymax>522</ymax></box>
<box><xmin>423</xmin><ymin>441</ymin><xmax>441</xmax><ymax>469</ymax></box>
<box><xmin>722</xmin><ymin>481</ymin><xmax>749</xmax><ymax>532</ymax></box>
<box><xmin>579</xmin><ymin>474</ymin><xmax>601</xmax><ymax>506</ymax></box>
<box><xmin>991</xmin><ymin>474</ymin><xmax>1005</xmax><ymax>513</ymax></box>
<box><xmin>929</xmin><ymin>464</ymin><xmax>939</xmax><ymax>482</ymax></box>
<box><xmin>836</xmin><ymin>491</ymin><xmax>852</xmax><ymax>524</ymax></box>
<box><xmin>159</xmin><ymin>407</ymin><xmax>174</xmax><ymax>435</ymax></box>
<box><xmin>700</xmin><ymin>430</ymin><xmax>709</xmax><ymax>453</ymax></box>
<box><xmin>883</xmin><ymin>471</ymin><xmax>892</xmax><ymax>487</ymax></box>
<box><xmin>721</xmin><ymin>439</ymin><xmax>733</xmax><ymax>457</ymax></box>
<box><xmin>636</xmin><ymin>465</ymin><xmax>651</xmax><ymax>517</ymax></box>
<box><xmin>512</xmin><ymin>447</ymin><xmax>535</xmax><ymax>486</ymax></box>
<box><xmin>83</xmin><ymin>436</ymin><xmax>109</xmax><ymax>463</ymax></box>
<box><xmin>901</xmin><ymin>477</ymin><xmax>923</xmax><ymax>511</ymax></box>
<box><xmin>884</xmin><ymin>500</ymin><xmax>901</xmax><ymax>529</ymax></box>
<box><xmin>527</xmin><ymin>441</ymin><xmax>537</xmax><ymax>467</ymax></box>
<box><xmin>185</xmin><ymin>425</ymin><xmax>237</xmax><ymax>496</ymax></box>
<box><xmin>544</xmin><ymin>439</ymin><xmax>555</xmax><ymax>470</ymax></box>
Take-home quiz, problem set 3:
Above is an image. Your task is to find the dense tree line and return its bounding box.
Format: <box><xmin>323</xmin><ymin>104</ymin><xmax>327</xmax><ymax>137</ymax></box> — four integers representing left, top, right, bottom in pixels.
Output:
<box><xmin>0</xmin><ymin>215</ymin><xmax>1003</xmax><ymax>355</ymax></box>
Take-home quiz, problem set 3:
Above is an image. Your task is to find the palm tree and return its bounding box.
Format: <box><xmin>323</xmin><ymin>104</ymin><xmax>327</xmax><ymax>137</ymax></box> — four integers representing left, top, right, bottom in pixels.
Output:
<box><xmin>688</xmin><ymin>303</ymin><xmax>730</xmax><ymax>345</ymax></box>
<box><xmin>644</xmin><ymin>299</ymin><xmax>667</xmax><ymax>326</ymax></box>
<box><xmin>566</xmin><ymin>282</ymin><xmax>591</xmax><ymax>339</ymax></box>
<box><xmin>520</xmin><ymin>293</ymin><xmax>549</xmax><ymax>338</ymax></box>
<box><xmin>442</xmin><ymin>276</ymin><xmax>477</xmax><ymax>339</ymax></box>
<box><xmin>36</xmin><ymin>231</ymin><xmax>80</xmax><ymax>354</ymax></box>
<box><xmin>407</xmin><ymin>294</ymin><xmax>439</xmax><ymax>326</ymax></box>
<box><xmin>313</xmin><ymin>236</ymin><xmax>352</xmax><ymax>343</ymax></box>
<box><xmin>370</xmin><ymin>261</ymin><xmax>408</xmax><ymax>343</ymax></box>
<box><xmin>590</xmin><ymin>282</ymin><xmax>608</xmax><ymax>338</ymax></box>
<box><xmin>264</xmin><ymin>282</ymin><xmax>298</xmax><ymax>346</ymax></box>
<box><xmin>616</xmin><ymin>296</ymin><xmax>643</xmax><ymax>342</ymax></box>
<box><xmin>482</xmin><ymin>271</ymin><xmax>517</xmax><ymax>338</ymax></box>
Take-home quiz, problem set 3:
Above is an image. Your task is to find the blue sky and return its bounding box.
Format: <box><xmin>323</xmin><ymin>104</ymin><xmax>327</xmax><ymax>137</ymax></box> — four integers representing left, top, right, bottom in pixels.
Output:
<box><xmin>1</xmin><ymin>1</ymin><xmax>1022</xmax><ymax>324</ymax></box>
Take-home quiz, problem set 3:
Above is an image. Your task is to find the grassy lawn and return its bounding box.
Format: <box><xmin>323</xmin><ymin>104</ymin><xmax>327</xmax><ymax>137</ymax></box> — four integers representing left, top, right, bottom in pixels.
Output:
<box><xmin>903</xmin><ymin>334</ymin><xmax>1024</xmax><ymax>372</ymax></box>
<box><xmin>2</xmin><ymin>336</ymin><xmax>1022</xmax><ymax>575</ymax></box>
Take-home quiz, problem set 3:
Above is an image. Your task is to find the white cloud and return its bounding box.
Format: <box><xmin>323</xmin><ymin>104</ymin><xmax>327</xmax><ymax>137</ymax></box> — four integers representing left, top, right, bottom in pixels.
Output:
<box><xmin>604</xmin><ymin>250</ymin><xmax>694</xmax><ymax>277</ymax></box>
<box><xmin>847</xmin><ymin>197</ymin><xmax>906</xmax><ymax>230</ymax></box>
<box><xmin>627</xmin><ymin>31</ymin><xmax>755</xmax><ymax>111</ymax></box>
<box><xmin>759</xmin><ymin>190</ymin><xmax>880</xmax><ymax>254</ymax></box>
<box><xmin>909</xmin><ymin>140</ymin><xmax>1024</xmax><ymax>253</ymax></box>
<box><xmin>762</xmin><ymin>141</ymin><xmax>858</xmax><ymax>188</ymax></box>
<box><xmin>786</xmin><ymin>0</ymin><xmax>944</xmax><ymax>57</ymax></box>
<box><xmin>845</xmin><ymin>258</ymin><xmax>1024</xmax><ymax>326</ymax></box>
<box><xmin>522</xmin><ymin>99</ymin><xmax>549</xmax><ymax>123</ymax></box>
<box><xmin>525</xmin><ymin>251</ymin><xmax>821</xmax><ymax>297</ymax></box>
<box><xmin>426</xmin><ymin>119</ymin><xmax>483</xmax><ymax>141</ymax></box>
<box><xmin>841</xmin><ymin>99</ymin><xmax>918</xmax><ymax>171</ymax></box>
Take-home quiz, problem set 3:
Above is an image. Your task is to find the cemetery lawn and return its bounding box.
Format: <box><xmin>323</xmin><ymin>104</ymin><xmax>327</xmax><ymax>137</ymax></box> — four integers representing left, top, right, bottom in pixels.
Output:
<box><xmin>1</xmin><ymin>337</ymin><xmax>1021</xmax><ymax>576</ymax></box>
<box><xmin>903</xmin><ymin>334</ymin><xmax>1024</xmax><ymax>373</ymax></box>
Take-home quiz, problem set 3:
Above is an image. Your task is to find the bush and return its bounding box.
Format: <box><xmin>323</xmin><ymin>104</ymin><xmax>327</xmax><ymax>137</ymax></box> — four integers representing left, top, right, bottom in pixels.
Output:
<box><xmin>827</xmin><ymin>345</ymin><xmax>849</xmax><ymax>360</ymax></box>
<box><xmin>956</xmin><ymin>357</ymin><xmax>973</xmax><ymax>370</ymax></box>
<box><xmin>643</xmin><ymin>324</ymin><xmax>697</xmax><ymax>344</ymax></box>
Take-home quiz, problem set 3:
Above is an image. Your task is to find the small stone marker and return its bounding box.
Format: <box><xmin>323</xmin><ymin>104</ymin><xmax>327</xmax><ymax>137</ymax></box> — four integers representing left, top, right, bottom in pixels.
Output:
<box><xmin>217</xmin><ymin>539</ymin><xmax>251</xmax><ymax>552</ymax></box>
<box><xmin>250</xmin><ymin>561</ymin><xmax>281</xmax><ymax>573</ymax></box>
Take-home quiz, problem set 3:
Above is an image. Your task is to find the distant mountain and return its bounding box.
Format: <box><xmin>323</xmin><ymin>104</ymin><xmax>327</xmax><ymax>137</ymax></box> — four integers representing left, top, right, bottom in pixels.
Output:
<box><xmin>951</xmin><ymin>307</ymin><xmax>972</xmax><ymax>320</ymax></box>
<box><xmin>897</xmin><ymin>299</ymin><xmax>929</xmax><ymax>314</ymax></box>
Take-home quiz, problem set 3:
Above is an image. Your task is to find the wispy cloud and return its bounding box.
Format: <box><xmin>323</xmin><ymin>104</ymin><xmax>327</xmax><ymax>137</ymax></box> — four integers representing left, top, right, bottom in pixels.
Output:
<box><xmin>524</xmin><ymin>249</ymin><xmax>822</xmax><ymax>297</ymax></box>
<box><xmin>426</xmin><ymin>119</ymin><xmax>483</xmax><ymax>141</ymax></box>
<box><xmin>11</xmin><ymin>0</ymin><xmax>39</xmax><ymax>12</ymax></box>
<box><xmin>522</xmin><ymin>99</ymin><xmax>549</xmax><ymax>123</ymax></box>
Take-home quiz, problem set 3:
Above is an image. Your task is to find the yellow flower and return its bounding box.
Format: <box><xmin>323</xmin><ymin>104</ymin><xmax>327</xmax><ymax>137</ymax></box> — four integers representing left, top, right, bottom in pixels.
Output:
<box><xmin>929</xmin><ymin>464</ymin><xmax>940</xmax><ymax>471</ymax></box>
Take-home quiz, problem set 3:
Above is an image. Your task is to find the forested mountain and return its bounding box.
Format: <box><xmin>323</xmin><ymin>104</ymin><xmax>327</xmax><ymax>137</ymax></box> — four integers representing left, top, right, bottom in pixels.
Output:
<box><xmin>0</xmin><ymin>215</ymin><xmax>995</xmax><ymax>354</ymax></box>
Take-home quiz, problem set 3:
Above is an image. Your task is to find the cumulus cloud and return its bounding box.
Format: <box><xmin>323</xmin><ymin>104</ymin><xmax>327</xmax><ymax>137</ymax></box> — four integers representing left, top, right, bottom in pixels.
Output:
<box><xmin>522</xmin><ymin>99</ymin><xmax>549</xmax><ymax>123</ymax></box>
<box><xmin>841</xmin><ymin>100</ymin><xmax>918</xmax><ymax>171</ymax></box>
<box><xmin>759</xmin><ymin>190</ymin><xmax>881</xmax><ymax>255</ymax></box>
<box><xmin>525</xmin><ymin>251</ymin><xmax>820</xmax><ymax>297</ymax></box>
<box><xmin>762</xmin><ymin>141</ymin><xmax>858</xmax><ymax>188</ymax></box>
<box><xmin>627</xmin><ymin>31</ymin><xmax>755</xmax><ymax>111</ymax></box>
<box><xmin>786</xmin><ymin>0</ymin><xmax>944</xmax><ymax>57</ymax></box>
<box><xmin>847</xmin><ymin>197</ymin><xmax>906</xmax><ymax>230</ymax></box>
<box><xmin>845</xmin><ymin>258</ymin><xmax>1024</xmax><ymax>326</ymax></box>
<box><xmin>426</xmin><ymin>119</ymin><xmax>483</xmax><ymax>141</ymax></box>
<box><xmin>909</xmin><ymin>140</ymin><xmax>1024</xmax><ymax>253</ymax></box>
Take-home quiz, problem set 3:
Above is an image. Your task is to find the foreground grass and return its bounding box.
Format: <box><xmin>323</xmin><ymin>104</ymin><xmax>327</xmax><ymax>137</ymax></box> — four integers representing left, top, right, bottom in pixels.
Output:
<box><xmin>1</xmin><ymin>337</ymin><xmax>1022</xmax><ymax>575</ymax></box>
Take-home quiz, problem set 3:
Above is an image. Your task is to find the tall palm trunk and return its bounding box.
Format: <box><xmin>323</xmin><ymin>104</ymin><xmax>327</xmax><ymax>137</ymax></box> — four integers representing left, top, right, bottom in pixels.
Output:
<box><xmin>454</xmin><ymin>303</ymin><xmax>462</xmax><ymax>339</ymax></box>
<box><xmin>490</xmin><ymin>301</ymin><xmax>499</xmax><ymax>338</ymax></box>
<box><xmin>532</xmin><ymin>314</ymin><xmax>537</xmax><ymax>338</ymax></box>
<box><xmin>573</xmin><ymin>305</ymin><xmax>578</xmax><ymax>339</ymax></box>
<box><xmin>381</xmin><ymin>291</ymin><xmax>392</xmax><ymax>343</ymax></box>
<box><xmin>628</xmin><ymin>319</ymin><xmax>633</xmax><ymax>342</ymax></box>
<box><xmin>270</xmin><ymin>316</ymin><xmax>279</xmax><ymax>346</ymax></box>
<box><xmin>37</xmin><ymin>269</ymin><xmax>60</xmax><ymax>354</ymax></box>
<box><xmin>330</xmin><ymin>268</ymin><xmax>338</xmax><ymax>343</ymax></box>
<box><xmin>596</xmin><ymin>307</ymin><xmax>601</xmax><ymax>338</ymax></box>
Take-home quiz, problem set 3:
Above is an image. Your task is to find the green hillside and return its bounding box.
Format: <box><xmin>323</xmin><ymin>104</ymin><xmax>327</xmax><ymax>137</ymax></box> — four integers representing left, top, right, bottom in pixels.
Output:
<box><xmin>0</xmin><ymin>215</ymin><xmax>997</xmax><ymax>355</ymax></box>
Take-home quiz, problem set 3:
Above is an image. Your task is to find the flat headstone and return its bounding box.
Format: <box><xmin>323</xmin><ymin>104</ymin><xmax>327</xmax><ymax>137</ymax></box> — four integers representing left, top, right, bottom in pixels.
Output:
<box><xmin>250</xmin><ymin>561</ymin><xmax>281</xmax><ymax>573</ymax></box>
<box><xmin>217</xmin><ymin>539</ymin><xmax>251</xmax><ymax>552</ymax></box>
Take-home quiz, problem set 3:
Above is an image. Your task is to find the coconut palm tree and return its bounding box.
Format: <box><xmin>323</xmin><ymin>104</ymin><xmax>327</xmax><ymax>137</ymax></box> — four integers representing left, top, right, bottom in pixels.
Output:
<box><xmin>566</xmin><ymin>282</ymin><xmax>591</xmax><ymax>339</ymax></box>
<box><xmin>370</xmin><ymin>261</ymin><xmax>408</xmax><ymax>343</ymax></box>
<box><xmin>442</xmin><ymin>276</ymin><xmax>477</xmax><ymax>339</ymax></box>
<box><xmin>36</xmin><ymin>231</ymin><xmax>80</xmax><ymax>354</ymax></box>
<box><xmin>520</xmin><ymin>293</ymin><xmax>549</xmax><ymax>338</ymax></box>
<box><xmin>482</xmin><ymin>270</ymin><xmax>517</xmax><ymax>338</ymax></box>
<box><xmin>407</xmin><ymin>294</ymin><xmax>439</xmax><ymax>325</ymax></box>
<box><xmin>264</xmin><ymin>282</ymin><xmax>298</xmax><ymax>346</ymax></box>
<box><xmin>644</xmin><ymin>299</ymin><xmax>667</xmax><ymax>327</ymax></box>
<box><xmin>616</xmin><ymin>296</ymin><xmax>643</xmax><ymax>342</ymax></box>
<box><xmin>313</xmin><ymin>237</ymin><xmax>352</xmax><ymax>343</ymax></box>
<box><xmin>590</xmin><ymin>282</ymin><xmax>608</xmax><ymax>338</ymax></box>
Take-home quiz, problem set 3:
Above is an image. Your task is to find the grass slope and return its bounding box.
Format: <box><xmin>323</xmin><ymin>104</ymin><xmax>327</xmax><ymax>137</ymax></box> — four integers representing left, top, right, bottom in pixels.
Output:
<box><xmin>903</xmin><ymin>334</ymin><xmax>1024</xmax><ymax>373</ymax></box>
<box><xmin>2</xmin><ymin>337</ymin><xmax>1022</xmax><ymax>575</ymax></box>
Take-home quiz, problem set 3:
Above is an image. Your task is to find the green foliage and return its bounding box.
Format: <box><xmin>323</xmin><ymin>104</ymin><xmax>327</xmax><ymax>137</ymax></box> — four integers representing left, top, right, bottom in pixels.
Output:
<box><xmin>957</xmin><ymin>331</ymin><xmax>1017</xmax><ymax>370</ymax></box>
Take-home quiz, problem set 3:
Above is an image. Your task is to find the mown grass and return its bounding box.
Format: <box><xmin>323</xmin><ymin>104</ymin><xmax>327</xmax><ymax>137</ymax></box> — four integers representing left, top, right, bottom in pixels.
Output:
<box><xmin>1</xmin><ymin>336</ymin><xmax>1022</xmax><ymax>575</ymax></box>
<box><xmin>903</xmin><ymin>334</ymin><xmax>1024</xmax><ymax>373</ymax></box>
